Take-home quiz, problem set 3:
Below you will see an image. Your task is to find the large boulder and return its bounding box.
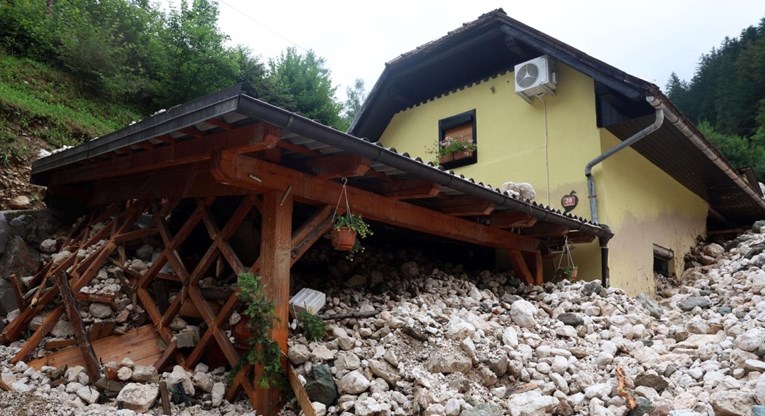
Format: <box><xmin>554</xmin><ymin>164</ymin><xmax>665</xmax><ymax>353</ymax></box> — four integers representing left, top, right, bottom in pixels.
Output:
<box><xmin>710</xmin><ymin>390</ymin><xmax>754</xmax><ymax>416</ymax></box>
<box><xmin>304</xmin><ymin>365</ymin><xmax>338</xmax><ymax>406</ymax></box>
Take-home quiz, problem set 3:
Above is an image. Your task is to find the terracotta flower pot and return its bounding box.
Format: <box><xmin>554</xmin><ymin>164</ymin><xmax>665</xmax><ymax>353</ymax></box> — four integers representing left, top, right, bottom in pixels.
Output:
<box><xmin>231</xmin><ymin>316</ymin><xmax>254</xmax><ymax>347</ymax></box>
<box><xmin>331</xmin><ymin>227</ymin><xmax>357</xmax><ymax>251</ymax></box>
<box><xmin>452</xmin><ymin>150</ymin><xmax>474</xmax><ymax>160</ymax></box>
<box><xmin>439</xmin><ymin>153</ymin><xmax>454</xmax><ymax>164</ymax></box>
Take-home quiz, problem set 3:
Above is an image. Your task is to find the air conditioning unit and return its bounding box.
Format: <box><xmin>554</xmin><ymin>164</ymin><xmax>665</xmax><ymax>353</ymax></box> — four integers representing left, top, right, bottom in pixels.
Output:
<box><xmin>514</xmin><ymin>55</ymin><xmax>557</xmax><ymax>103</ymax></box>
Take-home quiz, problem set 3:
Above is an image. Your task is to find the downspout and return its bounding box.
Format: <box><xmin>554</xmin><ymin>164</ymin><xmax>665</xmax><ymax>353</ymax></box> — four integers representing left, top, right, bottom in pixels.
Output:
<box><xmin>585</xmin><ymin>101</ymin><xmax>665</xmax><ymax>224</ymax></box>
<box><xmin>585</xmin><ymin>97</ymin><xmax>664</xmax><ymax>287</ymax></box>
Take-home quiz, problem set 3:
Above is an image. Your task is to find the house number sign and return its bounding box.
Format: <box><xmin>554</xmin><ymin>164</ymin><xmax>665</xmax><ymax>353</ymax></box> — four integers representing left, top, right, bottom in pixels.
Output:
<box><xmin>561</xmin><ymin>190</ymin><xmax>578</xmax><ymax>213</ymax></box>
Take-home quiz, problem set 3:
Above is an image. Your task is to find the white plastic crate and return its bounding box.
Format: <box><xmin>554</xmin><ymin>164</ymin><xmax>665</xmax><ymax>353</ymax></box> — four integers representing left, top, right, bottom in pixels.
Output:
<box><xmin>289</xmin><ymin>288</ymin><xmax>326</xmax><ymax>316</ymax></box>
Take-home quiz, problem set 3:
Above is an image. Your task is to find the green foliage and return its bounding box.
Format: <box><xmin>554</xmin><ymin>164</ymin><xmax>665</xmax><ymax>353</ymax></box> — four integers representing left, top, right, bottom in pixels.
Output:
<box><xmin>668</xmin><ymin>17</ymin><xmax>765</xmax><ymax>180</ymax></box>
<box><xmin>0</xmin><ymin>127</ymin><xmax>28</xmax><ymax>166</ymax></box>
<box><xmin>235</xmin><ymin>272</ymin><xmax>283</xmax><ymax>389</ymax></box>
<box><xmin>339</xmin><ymin>78</ymin><xmax>367</xmax><ymax>131</ymax></box>
<box><xmin>0</xmin><ymin>54</ymin><xmax>139</xmax><ymax>149</ymax></box>
<box><xmin>698</xmin><ymin>121</ymin><xmax>765</xmax><ymax>179</ymax></box>
<box><xmin>296</xmin><ymin>310</ymin><xmax>326</xmax><ymax>342</ymax></box>
<box><xmin>334</xmin><ymin>213</ymin><xmax>373</xmax><ymax>261</ymax></box>
<box><xmin>268</xmin><ymin>48</ymin><xmax>343</xmax><ymax>128</ymax></box>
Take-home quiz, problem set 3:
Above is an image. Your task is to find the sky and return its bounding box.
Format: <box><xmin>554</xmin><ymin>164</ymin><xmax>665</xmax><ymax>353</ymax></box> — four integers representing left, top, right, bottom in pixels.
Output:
<box><xmin>165</xmin><ymin>0</ymin><xmax>765</xmax><ymax>101</ymax></box>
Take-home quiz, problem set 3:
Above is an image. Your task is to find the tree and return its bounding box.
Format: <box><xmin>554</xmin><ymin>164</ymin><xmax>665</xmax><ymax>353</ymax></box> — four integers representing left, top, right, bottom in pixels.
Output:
<box><xmin>156</xmin><ymin>0</ymin><xmax>241</xmax><ymax>107</ymax></box>
<box><xmin>267</xmin><ymin>47</ymin><xmax>343</xmax><ymax>128</ymax></box>
<box><xmin>339</xmin><ymin>78</ymin><xmax>366</xmax><ymax>131</ymax></box>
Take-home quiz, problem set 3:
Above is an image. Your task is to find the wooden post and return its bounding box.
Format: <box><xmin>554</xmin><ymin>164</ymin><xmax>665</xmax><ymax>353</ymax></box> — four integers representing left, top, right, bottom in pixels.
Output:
<box><xmin>54</xmin><ymin>272</ymin><xmax>102</xmax><ymax>383</ymax></box>
<box><xmin>255</xmin><ymin>191</ymin><xmax>293</xmax><ymax>414</ymax></box>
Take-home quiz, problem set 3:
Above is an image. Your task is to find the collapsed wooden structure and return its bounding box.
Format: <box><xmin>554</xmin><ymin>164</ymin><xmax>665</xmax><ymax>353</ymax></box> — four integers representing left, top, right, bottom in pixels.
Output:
<box><xmin>9</xmin><ymin>85</ymin><xmax>612</xmax><ymax>413</ymax></box>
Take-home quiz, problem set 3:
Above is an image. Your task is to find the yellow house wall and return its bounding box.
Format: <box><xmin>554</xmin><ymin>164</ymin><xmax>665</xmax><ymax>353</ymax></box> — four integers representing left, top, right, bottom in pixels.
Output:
<box><xmin>594</xmin><ymin>130</ymin><xmax>708</xmax><ymax>295</ymax></box>
<box><xmin>378</xmin><ymin>64</ymin><xmax>708</xmax><ymax>295</ymax></box>
<box><xmin>379</xmin><ymin>65</ymin><xmax>601</xmax><ymax>217</ymax></box>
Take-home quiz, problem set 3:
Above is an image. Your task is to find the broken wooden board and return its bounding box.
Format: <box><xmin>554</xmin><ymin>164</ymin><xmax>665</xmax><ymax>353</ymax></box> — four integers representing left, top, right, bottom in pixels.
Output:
<box><xmin>29</xmin><ymin>325</ymin><xmax>163</xmax><ymax>370</ymax></box>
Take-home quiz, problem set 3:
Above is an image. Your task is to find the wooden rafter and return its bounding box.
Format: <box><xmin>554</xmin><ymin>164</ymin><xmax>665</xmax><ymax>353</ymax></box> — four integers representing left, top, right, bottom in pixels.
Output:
<box><xmin>51</xmin><ymin>123</ymin><xmax>280</xmax><ymax>185</ymax></box>
<box><xmin>436</xmin><ymin>197</ymin><xmax>496</xmax><ymax>216</ymax></box>
<box><xmin>380</xmin><ymin>179</ymin><xmax>441</xmax><ymax>200</ymax></box>
<box><xmin>212</xmin><ymin>152</ymin><xmax>540</xmax><ymax>252</ymax></box>
<box><xmin>489</xmin><ymin>211</ymin><xmax>538</xmax><ymax>228</ymax></box>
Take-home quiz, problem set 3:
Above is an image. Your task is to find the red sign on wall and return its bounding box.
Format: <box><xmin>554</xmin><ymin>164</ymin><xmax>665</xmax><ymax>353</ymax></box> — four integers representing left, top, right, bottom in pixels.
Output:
<box><xmin>561</xmin><ymin>190</ymin><xmax>578</xmax><ymax>213</ymax></box>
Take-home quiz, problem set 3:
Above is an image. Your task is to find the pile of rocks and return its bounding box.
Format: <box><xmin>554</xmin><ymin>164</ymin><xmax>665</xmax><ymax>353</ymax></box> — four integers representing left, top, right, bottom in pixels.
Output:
<box><xmin>6</xmin><ymin>213</ymin><xmax>765</xmax><ymax>415</ymax></box>
<box><xmin>287</xmin><ymin>225</ymin><xmax>765</xmax><ymax>416</ymax></box>
<box><xmin>0</xmin><ymin>342</ymin><xmax>251</xmax><ymax>416</ymax></box>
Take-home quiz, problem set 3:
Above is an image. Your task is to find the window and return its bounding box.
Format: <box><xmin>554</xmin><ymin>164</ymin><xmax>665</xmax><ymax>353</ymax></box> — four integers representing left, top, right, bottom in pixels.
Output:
<box><xmin>653</xmin><ymin>243</ymin><xmax>674</xmax><ymax>277</ymax></box>
<box><xmin>438</xmin><ymin>109</ymin><xmax>477</xmax><ymax>169</ymax></box>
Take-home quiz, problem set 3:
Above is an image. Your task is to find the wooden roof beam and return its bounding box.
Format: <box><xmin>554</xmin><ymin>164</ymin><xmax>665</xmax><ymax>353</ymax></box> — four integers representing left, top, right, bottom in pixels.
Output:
<box><xmin>523</xmin><ymin>223</ymin><xmax>569</xmax><ymax>238</ymax></box>
<box><xmin>380</xmin><ymin>179</ymin><xmax>440</xmax><ymax>200</ymax></box>
<box><xmin>437</xmin><ymin>197</ymin><xmax>495</xmax><ymax>216</ymax></box>
<box><xmin>489</xmin><ymin>211</ymin><xmax>538</xmax><ymax>228</ymax></box>
<box><xmin>309</xmin><ymin>154</ymin><xmax>370</xmax><ymax>180</ymax></box>
<box><xmin>212</xmin><ymin>152</ymin><xmax>540</xmax><ymax>252</ymax></box>
<box><xmin>50</xmin><ymin>123</ymin><xmax>278</xmax><ymax>185</ymax></box>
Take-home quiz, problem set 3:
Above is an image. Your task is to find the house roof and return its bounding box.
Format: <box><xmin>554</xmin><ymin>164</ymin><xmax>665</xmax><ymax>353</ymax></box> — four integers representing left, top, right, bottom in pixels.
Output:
<box><xmin>31</xmin><ymin>85</ymin><xmax>612</xmax><ymax>245</ymax></box>
<box><xmin>348</xmin><ymin>9</ymin><xmax>765</xmax><ymax>226</ymax></box>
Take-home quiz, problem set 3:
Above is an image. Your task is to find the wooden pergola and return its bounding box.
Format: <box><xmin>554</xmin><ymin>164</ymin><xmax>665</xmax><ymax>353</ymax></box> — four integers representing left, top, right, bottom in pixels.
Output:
<box><xmin>9</xmin><ymin>86</ymin><xmax>611</xmax><ymax>413</ymax></box>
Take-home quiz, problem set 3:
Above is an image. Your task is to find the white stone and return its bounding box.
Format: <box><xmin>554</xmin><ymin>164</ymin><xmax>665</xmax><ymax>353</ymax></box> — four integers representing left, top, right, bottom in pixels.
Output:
<box><xmin>338</xmin><ymin>370</ymin><xmax>369</xmax><ymax>394</ymax></box>
<box><xmin>165</xmin><ymin>365</ymin><xmax>194</xmax><ymax>396</ymax></box>
<box><xmin>131</xmin><ymin>365</ymin><xmax>158</xmax><ymax>383</ymax></box>
<box><xmin>76</xmin><ymin>385</ymin><xmax>100</xmax><ymax>404</ymax></box>
<box><xmin>507</xmin><ymin>390</ymin><xmax>559</xmax><ymax>416</ymax></box>
<box><xmin>193</xmin><ymin>371</ymin><xmax>214</xmax><ymax>393</ymax></box>
<box><xmin>212</xmin><ymin>382</ymin><xmax>226</xmax><ymax>407</ymax></box>
<box><xmin>510</xmin><ymin>300</ymin><xmax>537</xmax><ymax>329</ymax></box>
<box><xmin>288</xmin><ymin>344</ymin><xmax>311</xmax><ymax>364</ymax></box>
<box><xmin>117</xmin><ymin>383</ymin><xmax>159</xmax><ymax>413</ymax></box>
<box><xmin>117</xmin><ymin>367</ymin><xmax>132</xmax><ymax>381</ymax></box>
<box><xmin>311</xmin><ymin>344</ymin><xmax>335</xmax><ymax>361</ymax></box>
<box><xmin>502</xmin><ymin>326</ymin><xmax>519</xmax><ymax>348</ymax></box>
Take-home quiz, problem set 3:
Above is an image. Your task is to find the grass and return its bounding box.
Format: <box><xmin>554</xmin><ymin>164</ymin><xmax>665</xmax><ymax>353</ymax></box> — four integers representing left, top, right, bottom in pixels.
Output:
<box><xmin>0</xmin><ymin>53</ymin><xmax>142</xmax><ymax>163</ymax></box>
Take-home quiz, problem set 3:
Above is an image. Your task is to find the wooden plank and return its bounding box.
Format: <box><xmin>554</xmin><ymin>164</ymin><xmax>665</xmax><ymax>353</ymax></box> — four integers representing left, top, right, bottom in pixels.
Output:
<box><xmin>523</xmin><ymin>223</ymin><xmax>569</xmax><ymax>238</ymax></box>
<box><xmin>89</xmin><ymin>321</ymin><xmax>116</xmax><ymax>341</ymax></box>
<box><xmin>290</xmin><ymin>206</ymin><xmax>333</xmax><ymax>263</ymax></box>
<box><xmin>74</xmin><ymin>292</ymin><xmax>116</xmax><ymax>304</ymax></box>
<box><xmin>212</xmin><ymin>153</ymin><xmax>540</xmax><ymax>252</ymax></box>
<box><xmin>508</xmin><ymin>250</ymin><xmax>535</xmax><ymax>286</ymax></box>
<box><xmin>523</xmin><ymin>251</ymin><xmax>544</xmax><ymax>286</ymax></box>
<box><xmin>115</xmin><ymin>228</ymin><xmax>159</xmax><ymax>243</ymax></box>
<box><xmin>11</xmin><ymin>306</ymin><xmax>64</xmax><ymax>362</ymax></box>
<box><xmin>51</xmin><ymin>123</ymin><xmax>277</xmax><ymax>185</ymax></box>
<box><xmin>29</xmin><ymin>325</ymin><xmax>163</xmax><ymax>370</ymax></box>
<box><xmin>44</xmin><ymin>338</ymin><xmax>78</xmax><ymax>350</ymax></box>
<box><xmin>380</xmin><ymin>179</ymin><xmax>441</xmax><ymax>200</ymax></box>
<box><xmin>55</xmin><ymin>272</ymin><xmax>102</xmax><ymax>382</ymax></box>
<box><xmin>308</xmin><ymin>154</ymin><xmax>370</xmax><ymax>180</ymax></box>
<box><xmin>489</xmin><ymin>211</ymin><xmax>538</xmax><ymax>228</ymax></box>
<box><xmin>9</xmin><ymin>274</ymin><xmax>25</xmax><ymax>312</ymax></box>
<box><xmin>160</xmin><ymin>380</ymin><xmax>172</xmax><ymax>415</ymax></box>
<box><xmin>288</xmin><ymin>366</ymin><xmax>316</xmax><ymax>416</ymax></box>
<box><xmin>436</xmin><ymin>197</ymin><xmax>495</xmax><ymax>216</ymax></box>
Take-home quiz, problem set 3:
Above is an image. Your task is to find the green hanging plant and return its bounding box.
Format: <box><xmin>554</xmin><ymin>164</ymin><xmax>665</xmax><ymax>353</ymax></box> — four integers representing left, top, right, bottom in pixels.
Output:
<box><xmin>229</xmin><ymin>272</ymin><xmax>284</xmax><ymax>388</ymax></box>
<box><xmin>332</xmin><ymin>213</ymin><xmax>373</xmax><ymax>262</ymax></box>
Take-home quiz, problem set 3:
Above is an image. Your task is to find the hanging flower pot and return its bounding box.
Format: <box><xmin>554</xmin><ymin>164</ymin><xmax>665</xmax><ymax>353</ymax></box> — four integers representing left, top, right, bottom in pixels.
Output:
<box><xmin>331</xmin><ymin>227</ymin><xmax>357</xmax><ymax>251</ymax></box>
<box><xmin>231</xmin><ymin>316</ymin><xmax>254</xmax><ymax>348</ymax></box>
